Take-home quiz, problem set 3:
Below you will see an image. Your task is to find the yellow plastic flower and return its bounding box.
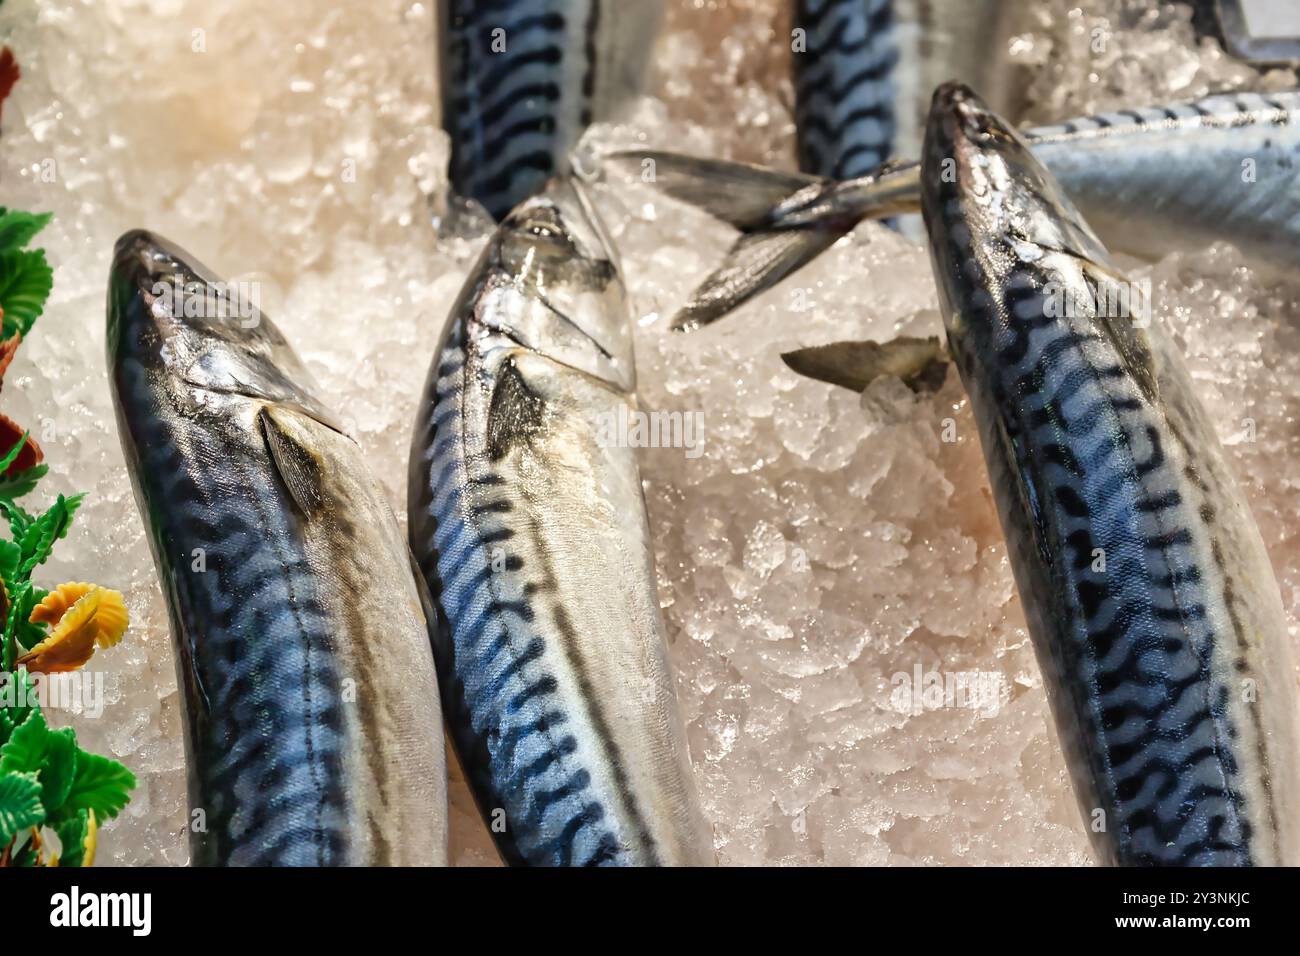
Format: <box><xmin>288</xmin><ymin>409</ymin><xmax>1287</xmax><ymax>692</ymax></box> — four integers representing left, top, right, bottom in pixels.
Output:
<box><xmin>29</xmin><ymin>582</ymin><xmax>95</xmax><ymax>625</ymax></box>
<box><xmin>16</xmin><ymin>583</ymin><xmax>128</xmax><ymax>673</ymax></box>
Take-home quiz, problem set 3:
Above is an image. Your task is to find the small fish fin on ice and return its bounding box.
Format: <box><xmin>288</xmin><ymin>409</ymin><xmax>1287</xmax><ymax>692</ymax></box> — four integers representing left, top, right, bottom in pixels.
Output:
<box><xmin>781</xmin><ymin>336</ymin><xmax>947</xmax><ymax>393</ymax></box>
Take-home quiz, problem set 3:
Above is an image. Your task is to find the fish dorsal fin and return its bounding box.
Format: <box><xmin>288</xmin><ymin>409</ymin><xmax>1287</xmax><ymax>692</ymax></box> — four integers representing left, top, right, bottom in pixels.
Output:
<box><xmin>1079</xmin><ymin>260</ymin><xmax>1160</xmax><ymax>405</ymax></box>
<box><xmin>781</xmin><ymin>336</ymin><xmax>948</xmax><ymax>393</ymax></box>
<box><xmin>258</xmin><ymin>405</ymin><xmax>325</xmax><ymax>517</ymax></box>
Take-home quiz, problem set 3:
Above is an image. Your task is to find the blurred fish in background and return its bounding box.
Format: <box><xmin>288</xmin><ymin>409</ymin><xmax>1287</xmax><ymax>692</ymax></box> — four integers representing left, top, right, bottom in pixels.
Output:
<box><xmin>1186</xmin><ymin>0</ymin><xmax>1300</xmax><ymax>65</ymax></box>
<box><xmin>791</xmin><ymin>0</ymin><xmax>898</xmax><ymax>180</ymax></box>
<box><xmin>790</xmin><ymin>0</ymin><xmax>1019</xmax><ymax>233</ymax></box>
<box><xmin>437</xmin><ymin>0</ymin><xmax>664</xmax><ymax>222</ymax></box>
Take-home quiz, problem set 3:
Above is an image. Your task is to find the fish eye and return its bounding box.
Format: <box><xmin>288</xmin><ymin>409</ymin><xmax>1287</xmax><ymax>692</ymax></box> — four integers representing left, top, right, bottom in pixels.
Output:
<box><xmin>524</xmin><ymin>220</ymin><xmax>562</xmax><ymax>240</ymax></box>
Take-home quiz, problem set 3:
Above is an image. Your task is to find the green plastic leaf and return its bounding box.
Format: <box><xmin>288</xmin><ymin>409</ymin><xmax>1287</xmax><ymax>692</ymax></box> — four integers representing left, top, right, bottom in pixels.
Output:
<box><xmin>5</xmin><ymin>585</ymin><xmax>46</xmax><ymax>661</ymax></box>
<box><xmin>1</xmin><ymin>498</ymin><xmax>34</xmax><ymax>541</ymax></box>
<box><xmin>0</xmin><ymin>536</ymin><xmax>18</xmax><ymax>582</ymax></box>
<box><xmin>0</xmin><ymin>464</ymin><xmax>47</xmax><ymax>502</ymax></box>
<box><xmin>0</xmin><ymin>209</ymin><xmax>52</xmax><ymax>254</ymax></box>
<box><xmin>63</xmin><ymin>750</ymin><xmax>135</xmax><ymax>821</ymax></box>
<box><xmin>14</xmin><ymin>616</ymin><xmax>47</xmax><ymax>655</ymax></box>
<box><xmin>0</xmin><ymin>707</ymin><xmax>49</xmax><ymax>775</ymax></box>
<box><xmin>0</xmin><ymin>431</ymin><xmax>28</xmax><ymax>474</ymax></box>
<box><xmin>0</xmin><ymin>709</ymin><xmax>74</xmax><ymax>816</ymax></box>
<box><xmin>11</xmin><ymin>832</ymin><xmax>39</xmax><ymax>866</ymax></box>
<box><xmin>0</xmin><ymin>771</ymin><xmax>44</xmax><ymax>845</ymax></box>
<box><xmin>0</xmin><ymin>666</ymin><xmax>37</xmax><ymax>737</ymax></box>
<box><xmin>39</xmin><ymin>727</ymin><xmax>77</xmax><ymax>814</ymax></box>
<box><xmin>4</xmin><ymin>583</ymin><xmax>34</xmax><ymax>668</ymax></box>
<box><xmin>0</xmin><ymin>248</ymin><xmax>53</xmax><ymax>339</ymax></box>
<box><xmin>53</xmin><ymin>807</ymin><xmax>89</xmax><ymax>867</ymax></box>
<box><xmin>17</xmin><ymin>492</ymin><xmax>83</xmax><ymax>577</ymax></box>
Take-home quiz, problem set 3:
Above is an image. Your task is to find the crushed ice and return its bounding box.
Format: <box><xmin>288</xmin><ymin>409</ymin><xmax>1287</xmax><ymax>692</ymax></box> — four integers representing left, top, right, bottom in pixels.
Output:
<box><xmin>0</xmin><ymin>0</ymin><xmax>1295</xmax><ymax>865</ymax></box>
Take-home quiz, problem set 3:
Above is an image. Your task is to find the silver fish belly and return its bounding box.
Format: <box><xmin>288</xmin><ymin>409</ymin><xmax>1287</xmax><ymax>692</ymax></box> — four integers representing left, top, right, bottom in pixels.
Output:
<box><xmin>408</xmin><ymin>180</ymin><xmax>713</xmax><ymax>866</ymax></box>
<box><xmin>439</xmin><ymin>0</ymin><xmax>662</xmax><ymax>221</ymax></box>
<box><xmin>921</xmin><ymin>85</ymin><xmax>1299</xmax><ymax>866</ymax></box>
<box><xmin>109</xmin><ymin>231</ymin><xmax>447</xmax><ymax>866</ymax></box>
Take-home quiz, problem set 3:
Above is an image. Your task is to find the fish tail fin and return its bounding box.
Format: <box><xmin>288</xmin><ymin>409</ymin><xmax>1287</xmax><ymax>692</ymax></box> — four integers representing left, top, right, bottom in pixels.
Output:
<box><xmin>781</xmin><ymin>336</ymin><xmax>948</xmax><ymax>393</ymax></box>
<box><xmin>671</xmin><ymin>228</ymin><xmax>848</xmax><ymax>331</ymax></box>
<box><xmin>606</xmin><ymin>150</ymin><xmax>921</xmax><ymax>329</ymax></box>
<box><xmin>604</xmin><ymin>150</ymin><xmax>819</xmax><ymax>229</ymax></box>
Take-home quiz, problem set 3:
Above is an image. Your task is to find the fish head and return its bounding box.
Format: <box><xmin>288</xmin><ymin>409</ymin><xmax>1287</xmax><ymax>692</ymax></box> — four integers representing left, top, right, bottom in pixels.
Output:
<box><xmin>921</xmin><ymin>84</ymin><xmax>1159</xmax><ymax>403</ymax></box>
<box><xmin>491</xmin><ymin>178</ymin><xmax>635</xmax><ymax>391</ymax></box>
<box><xmin>107</xmin><ymin>229</ymin><xmax>343</xmax><ymax>430</ymax></box>
<box><xmin>920</xmin><ymin>83</ymin><xmax>1113</xmax><ymax>344</ymax></box>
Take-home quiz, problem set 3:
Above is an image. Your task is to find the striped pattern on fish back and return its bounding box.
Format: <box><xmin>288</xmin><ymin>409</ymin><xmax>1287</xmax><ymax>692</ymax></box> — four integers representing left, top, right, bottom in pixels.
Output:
<box><xmin>1027</xmin><ymin>90</ymin><xmax>1300</xmax><ymax>143</ymax></box>
<box><xmin>408</xmin><ymin>318</ymin><xmax>631</xmax><ymax>866</ymax></box>
<box><xmin>441</xmin><ymin>0</ymin><xmax>598</xmax><ymax>220</ymax></box>
<box><xmin>114</xmin><ymin>360</ymin><xmax>350</xmax><ymax>866</ymax></box>
<box><xmin>929</xmin><ymin>199</ymin><xmax>1276</xmax><ymax>865</ymax></box>
<box><xmin>1026</xmin><ymin>91</ymin><xmax>1300</xmax><ymax>267</ymax></box>
<box><xmin>793</xmin><ymin>0</ymin><xmax>898</xmax><ymax>179</ymax></box>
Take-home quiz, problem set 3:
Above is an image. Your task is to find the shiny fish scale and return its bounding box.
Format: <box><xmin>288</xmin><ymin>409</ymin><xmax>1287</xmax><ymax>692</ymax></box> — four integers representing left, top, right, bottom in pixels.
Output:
<box><xmin>1028</xmin><ymin>90</ymin><xmax>1300</xmax><ymax>268</ymax></box>
<box><xmin>793</xmin><ymin>0</ymin><xmax>897</xmax><ymax>179</ymax></box>
<box><xmin>113</xmin><ymin>348</ymin><xmax>348</xmax><ymax>867</ymax></box>
<box><xmin>1030</xmin><ymin>89</ymin><xmax>1298</xmax><ymax>140</ymax></box>
<box><xmin>411</xmin><ymin>320</ymin><xmax>628</xmax><ymax>866</ymax></box>
<box><xmin>935</xmin><ymin>260</ymin><xmax>1251</xmax><ymax>863</ymax></box>
<box><xmin>409</xmin><ymin>184</ymin><xmax>712</xmax><ymax>867</ymax></box>
<box><xmin>623</xmin><ymin>90</ymin><xmax>1300</xmax><ymax>330</ymax></box>
<box><xmin>921</xmin><ymin>87</ymin><xmax>1297</xmax><ymax>866</ymax></box>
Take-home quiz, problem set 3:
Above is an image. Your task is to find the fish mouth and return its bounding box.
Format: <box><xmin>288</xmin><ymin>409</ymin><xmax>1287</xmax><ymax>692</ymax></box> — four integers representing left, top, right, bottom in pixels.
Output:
<box><xmin>109</xmin><ymin>229</ymin><xmax>245</xmax><ymax>350</ymax></box>
<box><xmin>109</xmin><ymin>229</ymin><xmax>264</xmax><ymax>338</ymax></box>
<box><xmin>484</xmin><ymin>179</ymin><xmax>635</xmax><ymax>389</ymax></box>
<box><xmin>500</xmin><ymin>177</ymin><xmax>621</xmax><ymax>278</ymax></box>
<box><xmin>922</xmin><ymin>82</ymin><xmax>1110</xmax><ymax>265</ymax></box>
<box><xmin>923</xmin><ymin>81</ymin><xmax>1030</xmax><ymax>185</ymax></box>
<box><xmin>112</xmin><ymin>229</ymin><xmax>206</xmax><ymax>290</ymax></box>
<box><xmin>929</xmin><ymin>82</ymin><xmax>1009</xmax><ymax>148</ymax></box>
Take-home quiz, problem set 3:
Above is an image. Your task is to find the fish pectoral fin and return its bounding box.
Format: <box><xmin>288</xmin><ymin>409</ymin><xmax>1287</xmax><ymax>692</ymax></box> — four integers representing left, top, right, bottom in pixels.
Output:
<box><xmin>604</xmin><ymin>150</ymin><xmax>819</xmax><ymax>229</ymax></box>
<box><xmin>672</xmin><ymin>228</ymin><xmax>845</xmax><ymax>331</ymax></box>
<box><xmin>486</xmin><ymin>356</ymin><xmax>549</xmax><ymax>462</ymax></box>
<box><xmin>258</xmin><ymin>405</ymin><xmax>326</xmax><ymax>517</ymax></box>
<box><xmin>781</xmin><ymin>336</ymin><xmax>948</xmax><ymax>394</ymax></box>
<box><xmin>486</xmin><ymin>349</ymin><xmax>633</xmax><ymax>462</ymax></box>
<box><xmin>1078</xmin><ymin>260</ymin><xmax>1160</xmax><ymax>405</ymax></box>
